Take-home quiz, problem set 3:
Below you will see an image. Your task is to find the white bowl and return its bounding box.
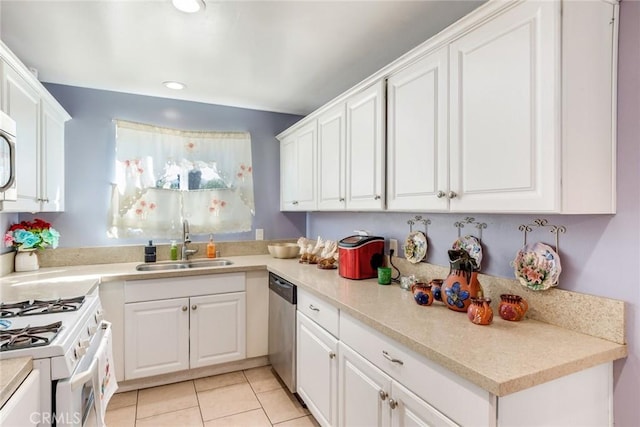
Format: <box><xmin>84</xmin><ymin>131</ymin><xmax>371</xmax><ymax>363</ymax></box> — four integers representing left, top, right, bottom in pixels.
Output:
<box><xmin>268</xmin><ymin>243</ymin><xmax>300</xmax><ymax>259</ymax></box>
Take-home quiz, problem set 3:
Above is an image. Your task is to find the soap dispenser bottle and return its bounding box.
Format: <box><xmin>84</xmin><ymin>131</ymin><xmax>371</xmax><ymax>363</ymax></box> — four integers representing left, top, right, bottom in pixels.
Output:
<box><xmin>170</xmin><ymin>240</ymin><xmax>178</xmax><ymax>261</ymax></box>
<box><xmin>145</xmin><ymin>240</ymin><xmax>157</xmax><ymax>263</ymax></box>
<box><xmin>207</xmin><ymin>234</ymin><xmax>216</xmax><ymax>258</ymax></box>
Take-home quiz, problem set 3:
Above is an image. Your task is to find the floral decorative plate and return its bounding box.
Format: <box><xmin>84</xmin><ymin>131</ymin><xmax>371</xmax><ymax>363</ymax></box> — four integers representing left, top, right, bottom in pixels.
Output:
<box><xmin>513</xmin><ymin>242</ymin><xmax>562</xmax><ymax>291</ymax></box>
<box><xmin>404</xmin><ymin>231</ymin><xmax>428</xmax><ymax>264</ymax></box>
<box><xmin>452</xmin><ymin>235</ymin><xmax>483</xmax><ymax>269</ymax></box>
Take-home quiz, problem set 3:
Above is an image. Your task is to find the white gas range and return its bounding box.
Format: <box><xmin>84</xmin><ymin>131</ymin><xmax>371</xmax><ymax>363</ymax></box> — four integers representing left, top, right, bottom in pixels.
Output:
<box><xmin>0</xmin><ymin>287</ymin><xmax>117</xmax><ymax>427</ymax></box>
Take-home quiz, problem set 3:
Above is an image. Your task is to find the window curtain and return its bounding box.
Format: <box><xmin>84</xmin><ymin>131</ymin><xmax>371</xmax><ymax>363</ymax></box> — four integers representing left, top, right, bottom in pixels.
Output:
<box><xmin>108</xmin><ymin>120</ymin><xmax>254</xmax><ymax>238</ymax></box>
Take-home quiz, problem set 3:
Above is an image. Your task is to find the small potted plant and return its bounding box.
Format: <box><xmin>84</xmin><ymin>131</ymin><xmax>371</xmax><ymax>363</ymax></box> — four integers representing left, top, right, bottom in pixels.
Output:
<box><xmin>4</xmin><ymin>218</ymin><xmax>60</xmax><ymax>271</ymax></box>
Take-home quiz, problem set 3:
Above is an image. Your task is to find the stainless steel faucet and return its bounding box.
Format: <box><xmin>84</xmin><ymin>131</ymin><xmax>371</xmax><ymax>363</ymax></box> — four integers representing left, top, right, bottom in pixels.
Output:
<box><xmin>181</xmin><ymin>219</ymin><xmax>198</xmax><ymax>260</ymax></box>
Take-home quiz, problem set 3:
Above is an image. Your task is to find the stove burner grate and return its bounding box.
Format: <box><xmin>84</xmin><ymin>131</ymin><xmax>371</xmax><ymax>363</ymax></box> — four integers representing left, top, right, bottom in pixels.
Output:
<box><xmin>0</xmin><ymin>301</ymin><xmax>30</xmax><ymax>318</ymax></box>
<box><xmin>0</xmin><ymin>296</ymin><xmax>85</xmax><ymax>317</ymax></box>
<box><xmin>0</xmin><ymin>321</ymin><xmax>63</xmax><ymax>351</ymax></box>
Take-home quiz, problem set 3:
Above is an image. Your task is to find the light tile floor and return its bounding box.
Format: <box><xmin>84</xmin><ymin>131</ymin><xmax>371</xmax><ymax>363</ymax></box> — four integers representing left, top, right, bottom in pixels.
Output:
<box><xmin>105</xmin><ymin>366</ymin><xmax>319</xmax><ymax>427</ymax></box>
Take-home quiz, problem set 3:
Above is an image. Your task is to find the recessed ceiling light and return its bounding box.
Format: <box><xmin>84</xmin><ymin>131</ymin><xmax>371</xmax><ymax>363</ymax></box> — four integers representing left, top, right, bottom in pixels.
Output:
<box><xmin>163</xmin><ymin>81</ymin><xmax>186</xmax><ymax>90</ymax></box>
<box><xmin>172</xmin><ymin>0</ymin><xmax>205</xmax><ymax>13</ymax></box>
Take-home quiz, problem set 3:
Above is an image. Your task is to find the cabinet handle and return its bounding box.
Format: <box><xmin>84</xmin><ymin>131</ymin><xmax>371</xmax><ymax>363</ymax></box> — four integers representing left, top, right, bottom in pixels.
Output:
<box><xmin>389</xmin><ymin>399</ymin><xmax>398</xmax><ymax>410</ymax></box>
<box><xmin>292</xmin><ymin>200</ymin><xmax>299</xmax><ymax>205</ymax></box>
<box><xmin>44</xmin><ymin>198</ymin><xmax>50</xmax><ymax>203</ymax></box>
<box><xmin>436</xmin><ymin>191</ymin><xmax>446</xmax><ymax>199</ymax></box>
<box><xmin>309</xmin><ymin>304</ymin><xmax>320</xmax><ymax>312</ymax></box>
<box><xmin>329</xmin><ymin>351</ymin><xmax>336</xmax><ymax>359</ymax></box>
<box><xmin>374</xmin><ymin>195</ymin><xmax>381</xmax><ymax>200</ymax></box>
<box><xmin>382</xmin><ymin>350</ymin><xmax>404</xmax><ymax>365</ymax></box>
<box><xmin>447</xmin><ymin>191</ymin><xmax>458</xmax><ymax>199</ymax></box>
<box><xmin>339</xmin><ymin>198</ymin><xmax>345</xmax><ymax>202</ymax></box>
<box><xmin>191</xmin><ymin>304</ymin><xmax>197</xmax><ymax>310</ymax></box>
<box><xmin>182</xmin><ymin>306</ymin><xmax>188</xmax><ymax>311</ymax></box>
<box><xmin>379</xmin><ymin>390</ymin><xmax>388</xmax><ymax>401</ymax></box>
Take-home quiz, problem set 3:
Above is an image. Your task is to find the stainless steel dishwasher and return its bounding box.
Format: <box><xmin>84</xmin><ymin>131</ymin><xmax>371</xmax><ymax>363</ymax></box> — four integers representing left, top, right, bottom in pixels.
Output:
<box><xmin>268</xmin><ymin>272</ymin><xmax>297</xmax><ymax>394</ymax></box>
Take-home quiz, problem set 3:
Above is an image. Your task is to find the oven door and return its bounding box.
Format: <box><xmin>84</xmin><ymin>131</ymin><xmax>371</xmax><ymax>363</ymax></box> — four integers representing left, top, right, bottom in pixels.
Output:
<box><xmin>55</xmin><ymin>322</ymin><xmax>117</xmax><ymax>427</ymax></box>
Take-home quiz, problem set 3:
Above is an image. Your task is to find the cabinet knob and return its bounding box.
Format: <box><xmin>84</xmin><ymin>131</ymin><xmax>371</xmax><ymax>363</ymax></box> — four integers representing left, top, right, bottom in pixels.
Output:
<box><xmin>182</xmin><ymin>306</ymin><xmax>188</xmax><ymax>311</ymax></box>
<box><xmin>382</xmin><ymin>350</ymin><xmax>404</xmax><ymax>365</ymax></box>
<box><xmin>436</xmin><ymin>191</ymin><xmax>446</xmax><ymax>199</ymax></box>
<box><xmin>292</xmin><ymin>200</ymin><xmax>299</xmax><ymax>205</ymax></box>
<box><xmin>389</xmin><ymin>399</ymin><xmax>398</xmax><ymax>410</ymax></box>
<box><xmin>374</xmin><ymin>195</ymin><xmax>381</xmax><ymax>200</ymax></box>
<box><xmin>329</xmin><ymin>351</ymin><xmax>336</xmax><ymax>359</ymax></box>
<box><xmin>379</xmin><ymin>390</ymin><xmax>388</xmax><ymax>401</ymax></box>
<box><xmin>192</xmin><ymin>304</ymin><xmax>197</xmax><ymax>310</ymax></box>
<box><xmin>309</xmin><ymin>304</ymin><xmax>320</xmax><ymax>312</ymax></box>
<box><xmin>448</xmin><ymin>191</ymin><xmax>458</xmax><ymax>199</ymax></box>
<box><xmin>339</xmin><ymin>198</ymin><xmax>345</xmax><ymax>202</ymax></box>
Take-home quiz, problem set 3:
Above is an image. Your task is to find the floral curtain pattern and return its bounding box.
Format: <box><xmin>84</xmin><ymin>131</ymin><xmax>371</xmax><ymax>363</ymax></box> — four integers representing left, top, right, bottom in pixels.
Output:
<box><xmin>108</xmin><ymin>120</ymin><xmax>254</xmax><ymax>238</ymax></box>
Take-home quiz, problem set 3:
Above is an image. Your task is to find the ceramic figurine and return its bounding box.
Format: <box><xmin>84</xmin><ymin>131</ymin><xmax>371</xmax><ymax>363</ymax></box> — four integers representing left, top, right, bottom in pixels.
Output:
<box><xmin>429</xmin><ymin>279</ymin><xmax>443</xmax><ymax>302</ymax></box>
<box><xmin>442</xmin><ymin>249</ymin><xmax>483</xmax><ymax>312</ymax></box>
<box><xmin>499</xmin><ymin>294</ymin><xmax>529</xmax><ymax>321</ymax></box>
<box><xmin>467</xmin><ymin>297</ymin><xmax>493</xmax><ymax>325</ymax></box>
<box><xmin>411</xmin><ymin>282</ymin><xmax>433</xmax><ymax>306</ymax></box>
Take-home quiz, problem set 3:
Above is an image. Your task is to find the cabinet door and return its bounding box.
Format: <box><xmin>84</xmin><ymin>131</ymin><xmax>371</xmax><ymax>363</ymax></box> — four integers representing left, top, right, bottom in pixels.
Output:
<box><xmin>390</xmin><ymin>381</ymin><xmax>457</xmax><ymax>427</ymax></box>
<box><xmin>124</xmin><ymin>298</ymin><xmax>189</xmax><ymax>380</ymax></box>
<box><xmin>317</xmin><ymin>103</ymin><xmax>346</xmax><ymax>210</ymax></box>
<box><xmin>2</xmin><ymin>64</ymin><xmax>40</xmax><ymax>212</ymax></box>
<box><xmin>190</xmin><ymin>292</ymin><xmax>246</xmax><ymax>369</ymax></box>
<box><xmin>294</xmin><ymin>121</ymin><xmax>317</xmax><ymax>210</ymax></box>
<box><xmin>338</xmin><ymin>342</ymin><xmax>392</xmax><ymax>427</ymax></box>
<box><xmin>297</xmin><ymin>311</ymin><xmax>338</xmax><ymax>427</ymax></box>
<box><xmin>40</xmin><ymin>100</ymin><xmax>65</xmax><ymax>212</ymax></box>
<box><xmin>280</xmin><ymin>135</ymin><xmax>298</xmax><ymax>210</ymax></box>
<box><xmin>449</xmin><ymin>1</ymin><xmax>559</xmax><ymax>212</ymax></box>
<box><xmin>280</xmin><ymin>121</ymin><xmax>317</xmax><ymax>211</ymax></box>
<box><xmin>387</xmin><ymin>47</ymin><xmax>449</xmax><ymax>211</ymax></box>
<box><xmin>0</xmin><ymin>370</ymin><xmax>40</xmax><ymax>427</ymax></box>
<box><xmin>346</xmin><ymin>81</ymin><xmax>385</xmax><ymax>210</ymax></box>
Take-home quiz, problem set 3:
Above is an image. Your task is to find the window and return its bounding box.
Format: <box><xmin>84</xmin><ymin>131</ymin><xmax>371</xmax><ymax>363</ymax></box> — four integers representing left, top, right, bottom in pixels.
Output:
<box><xmin>108</xmin><ymin>120</ymin><xmax>254</xmax><ymax>238</ymax></box>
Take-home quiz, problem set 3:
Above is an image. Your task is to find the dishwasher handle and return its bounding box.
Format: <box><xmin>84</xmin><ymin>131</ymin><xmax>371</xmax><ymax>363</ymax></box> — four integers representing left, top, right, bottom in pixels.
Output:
<box><xmin>269</xmin><ymin>273</ymin><xmax>297</xmax><ymax>304</ymax></box>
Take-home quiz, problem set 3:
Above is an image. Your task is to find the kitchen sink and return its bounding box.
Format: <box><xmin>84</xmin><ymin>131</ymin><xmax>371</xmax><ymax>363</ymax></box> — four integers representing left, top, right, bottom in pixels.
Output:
<box><xmin>135</xmin><ymin>259</ymin><xmax>233</xmax><ymax>271</ymax></box>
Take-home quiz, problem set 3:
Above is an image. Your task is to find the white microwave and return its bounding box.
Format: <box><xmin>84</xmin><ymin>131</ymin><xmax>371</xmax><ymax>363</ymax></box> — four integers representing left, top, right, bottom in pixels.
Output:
<box><xmin>0</xmin><ymin>110</ymin><xmax>17</xmax><ymax>204</ymax></box>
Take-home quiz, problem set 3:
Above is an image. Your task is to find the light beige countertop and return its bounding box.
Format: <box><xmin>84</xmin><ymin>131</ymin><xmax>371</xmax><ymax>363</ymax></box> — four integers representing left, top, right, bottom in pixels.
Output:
<box><xmin>0</xmin><ymin>356</ymin><xmax>32</xmax><ymax>408</ymax></box>
<box><xmin>0</xmin><ymin>254</ymin><xmax>628</xmax><ymax>397</ymax></box>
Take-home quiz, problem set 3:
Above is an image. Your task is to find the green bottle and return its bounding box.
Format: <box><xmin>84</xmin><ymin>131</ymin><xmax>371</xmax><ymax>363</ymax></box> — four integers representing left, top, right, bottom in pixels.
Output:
<box><xmin>170</xmin><ymin>240</ymin><xmax>178</xmax><ymax>260</ymax></box>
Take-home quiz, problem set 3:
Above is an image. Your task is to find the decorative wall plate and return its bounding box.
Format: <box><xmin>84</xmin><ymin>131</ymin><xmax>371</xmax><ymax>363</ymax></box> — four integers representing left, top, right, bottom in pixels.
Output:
<box><xmin>513</xmin><ymin>242</ymin><xmax>562</xmax><ymax>291</ymax></box>
<box><xmin>452</xmin><ymin>235</ymin><xmax>483</xmax><ymax>269</ymax></box>
<box><xmin>404</xmin><ymin>231</ymin><xmax>428</xmax><ymax>264</ymax></box>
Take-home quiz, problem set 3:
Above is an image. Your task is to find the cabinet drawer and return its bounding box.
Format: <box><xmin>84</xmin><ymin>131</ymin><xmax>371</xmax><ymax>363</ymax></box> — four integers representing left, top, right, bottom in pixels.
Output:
<box><xmin>297</xmin><ymin>288</ymin><xmax>339</xmax><ymax>337</ymax></box>
<box><xmin>340</xmin><ymin>313</ymin><xmax>494</xmax><ymax>426</ymax></box>
<box><xmin>125</xmin><ymin>272</ymin><xmax>245</xmax><ymax>303</ymax></box>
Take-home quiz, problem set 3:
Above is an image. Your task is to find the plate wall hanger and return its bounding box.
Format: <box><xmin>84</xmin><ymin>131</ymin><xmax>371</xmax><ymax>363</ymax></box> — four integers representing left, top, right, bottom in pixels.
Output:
<box><xmin>407</xmin><ymin>215</ymin><xmax>431</xmax><ymax>235</ymax></box>
<box><xmin>453</xmin><ymin>217</ymin><xmax>487</xmax><ymax>241</ymax></box>
<box><xmin>518</xmin><ymin>218</ymin><xmax>566</xmax><ymax>254</ymax></box>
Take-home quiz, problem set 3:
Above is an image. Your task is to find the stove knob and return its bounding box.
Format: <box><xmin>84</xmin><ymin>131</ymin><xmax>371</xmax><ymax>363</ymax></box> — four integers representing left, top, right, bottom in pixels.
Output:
<box><xmin>95</xmin><ymin>310</ymin><xmax>104</xmax><ymax>323</ymax></box>
<box><xmin>76</xmin><ymin>343</ymin><xmax>87</xmax><ymax>357</ymax></box>
<box><xmin>80</xmin><ymin>338</ymin><xmax>91</xmax><ymax>350</ymax></box>
<box><xmin>87</xmin><ymin>325</ymin><xmax>97</xmax><ymax>335</ymax></box>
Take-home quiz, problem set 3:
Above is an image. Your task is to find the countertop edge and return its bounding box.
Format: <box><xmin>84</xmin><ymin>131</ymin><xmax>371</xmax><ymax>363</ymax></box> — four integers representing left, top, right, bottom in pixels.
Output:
<box><xmin>0</xmin><ymin>356</ymin><xmax>32</xmax><ymax>408</ymax></box>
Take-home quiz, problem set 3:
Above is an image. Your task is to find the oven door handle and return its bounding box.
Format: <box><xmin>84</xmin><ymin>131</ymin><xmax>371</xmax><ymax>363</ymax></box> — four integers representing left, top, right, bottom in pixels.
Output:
<box><xmin>70</xmin><ymin>321</ymin><xmax>111</xmax><ymax>392</ymax></box>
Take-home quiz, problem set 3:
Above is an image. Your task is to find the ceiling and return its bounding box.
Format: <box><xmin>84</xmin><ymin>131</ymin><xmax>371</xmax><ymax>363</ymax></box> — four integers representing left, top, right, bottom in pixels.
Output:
<box><xmin>0</xmin><ymin>0</ymin><xmax>484</xmax><ymax>115</ymax></box>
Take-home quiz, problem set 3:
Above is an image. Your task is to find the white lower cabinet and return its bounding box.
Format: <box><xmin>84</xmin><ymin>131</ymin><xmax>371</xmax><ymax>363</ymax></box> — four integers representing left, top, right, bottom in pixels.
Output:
<box><xmin>0</xmin><ymin>369</ymin><xmax>40</xmax><ymax>427</ymax></box>
<box><xmin>123</xmin><ymin>273</ymin><xmax>246</xmax><ymax>380</ymax></box>
<box><xmin>339</xmin><ymin>342</ymin><xmax>456</xmax><ymax>427</ymax></box>
<box><xmin>296</xmin><ymin>310</ymin><xmax>338</xmax><ymax>427</ymax></box>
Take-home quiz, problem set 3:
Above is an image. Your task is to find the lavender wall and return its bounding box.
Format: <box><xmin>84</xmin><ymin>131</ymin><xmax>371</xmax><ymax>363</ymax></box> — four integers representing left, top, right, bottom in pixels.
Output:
<box><xmin>20</xmin><ymin>84</ymin><xmax>307</xmax><ymax>247</ymax></box>
<box><xmin>309</xmin><ymin>2</ymin><xmax>640</xmax><ymax>424</ymax></box>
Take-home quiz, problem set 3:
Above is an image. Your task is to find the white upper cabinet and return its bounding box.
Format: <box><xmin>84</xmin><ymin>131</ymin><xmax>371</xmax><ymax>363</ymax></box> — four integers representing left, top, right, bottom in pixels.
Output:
<box><xmin>387</xmin><ymin>46</ymin><xmax>449</xmax><ymax>212</ymax></box>
<box><xmin>280</xmin><ymin>120</ymin><xmax>317</xmax><ymax>211</ymax></box>
<box><xmin>345</xmin><ymin>81</ymin><xmax>385</xmax><ymax>211</ymax></box>
<box><xmin>277</xmin><ymin>0</ymin><xmax>618</xmax><ymax>214</ymax></box>
<box><xmin>317</xmin><ymin>103</ymin><xmax>346</xmax><ymax>210</ymax></box>
<box><xmin>449</xmin><ymin>1</ymin><xmax>559</xmax><ymax>212</ymax></box>
<box><xmin>0</xmin><ymin>41</ymin><xmax>70</xmax><ymax>213</ymax></box>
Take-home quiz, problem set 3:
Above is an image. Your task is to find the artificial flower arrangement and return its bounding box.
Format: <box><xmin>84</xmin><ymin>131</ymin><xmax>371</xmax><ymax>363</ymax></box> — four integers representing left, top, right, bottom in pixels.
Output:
<box><xmin>4</xmin><ymin>219</ymin><xmax>60</xmax><ymax>251</ymax></box>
